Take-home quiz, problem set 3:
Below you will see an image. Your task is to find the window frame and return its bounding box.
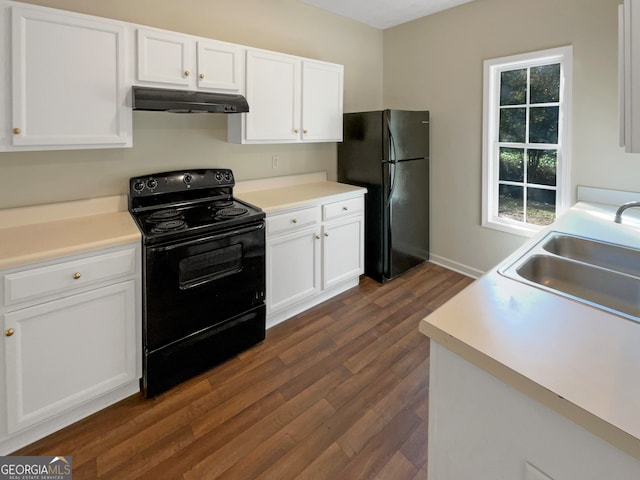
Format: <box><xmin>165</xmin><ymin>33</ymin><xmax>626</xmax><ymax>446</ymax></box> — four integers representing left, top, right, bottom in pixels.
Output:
<box><xmin>482</xmin><ymin>46</ymin><xmax>573</xmax><ymax>237</ymax></box>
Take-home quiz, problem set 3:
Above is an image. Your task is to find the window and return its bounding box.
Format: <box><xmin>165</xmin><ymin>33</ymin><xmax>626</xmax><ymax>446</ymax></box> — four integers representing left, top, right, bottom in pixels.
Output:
<box><xmin>482</xmin><ymin>46</ymin><xmax>572</xmax><ymax>237</ymax></box>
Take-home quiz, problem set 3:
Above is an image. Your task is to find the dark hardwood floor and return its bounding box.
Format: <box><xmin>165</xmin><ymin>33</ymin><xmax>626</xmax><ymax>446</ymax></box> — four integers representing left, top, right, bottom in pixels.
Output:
<box><xmin>15</xmin><ymin>262</ymin><xmax>473</xmax><ymax>479</ymax></box>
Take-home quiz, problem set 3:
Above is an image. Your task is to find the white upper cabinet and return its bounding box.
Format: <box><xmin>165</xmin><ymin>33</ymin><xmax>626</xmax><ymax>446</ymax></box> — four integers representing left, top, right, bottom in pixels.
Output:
<box><xmin>1</xmin><ymin>3</ymin><xmax>131</xmax><ymax>151</ymax></box>
<box><xmin>244</xmin><ymin>50</ymin><xmax>301</xmax><ymax>142</ymax></box>
<box><xmin>620</xmin><ymin>0</ymin><xmax>640</xmax><ymax>153</ymax></box>
<box><xmin>228</xmin><ymin>50</ymin><xmax>344</xmax><ymax>144</ymax></box>
<box><xmin>302</xmin><ymin>60</ymin><xmax>344</xmax><ymax>142</ymax></box>
<box><xmin>136</xmin><ymin>28</ymin><xmax>243</xmax><ymax>93</ymax></box>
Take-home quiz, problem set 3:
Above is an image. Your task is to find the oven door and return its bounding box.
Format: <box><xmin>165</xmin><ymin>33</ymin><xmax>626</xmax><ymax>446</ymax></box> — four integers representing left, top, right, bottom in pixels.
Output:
<box><xmin>144</xmin><ymin>221</ymin><xmax>265</xmax><ymax>351</ymax></box>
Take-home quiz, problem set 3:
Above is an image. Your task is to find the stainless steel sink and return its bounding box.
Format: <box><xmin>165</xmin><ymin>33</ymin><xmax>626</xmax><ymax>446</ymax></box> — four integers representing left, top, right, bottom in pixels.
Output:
<box><xmin>542</xmin><ymin>233</ymin><xmax>640</xmax><ymax>278</ymax></box>
<box><xmin>500</xmin><ymin>232</ymin><xmax>640</xmax><ymax>322</ymax></box>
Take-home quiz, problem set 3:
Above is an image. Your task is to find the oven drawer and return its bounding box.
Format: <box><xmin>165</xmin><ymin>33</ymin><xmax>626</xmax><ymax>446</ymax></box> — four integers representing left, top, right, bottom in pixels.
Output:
<box><xmin>266</xmin><ymin>206</ymin><xmax>320</xmax><ymax>235</ymax></box>
<box><xmin>4</xmin><ymin>247</ymin><xmax>137</xmax><ymax>306</ymax></box>
<box><xmin>323</xmin><ymin>196</ymin><xmax>364</xmax><ymax>221</ymax></box>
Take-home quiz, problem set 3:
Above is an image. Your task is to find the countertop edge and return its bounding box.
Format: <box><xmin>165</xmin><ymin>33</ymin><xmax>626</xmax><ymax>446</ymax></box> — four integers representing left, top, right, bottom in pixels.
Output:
<box><xmin>0</xmin><ymin>233</ymin><xmax>141</xmax><ymax>271</ymax></box>
<box><xmin>419</xmin><ymin>319</ymin><xmax>640</xmax><ymax>463</ymax></box>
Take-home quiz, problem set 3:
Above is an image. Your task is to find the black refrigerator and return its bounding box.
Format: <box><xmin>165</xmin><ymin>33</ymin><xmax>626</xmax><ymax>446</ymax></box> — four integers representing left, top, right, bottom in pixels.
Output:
<box><xmin>338</xmin><ymin>110</ymin><xmax>430</xmax><ymax>283</ymax></box>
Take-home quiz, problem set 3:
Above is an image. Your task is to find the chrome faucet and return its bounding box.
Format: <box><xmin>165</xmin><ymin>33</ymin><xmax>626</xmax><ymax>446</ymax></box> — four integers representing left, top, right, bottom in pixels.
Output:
<box><xmin>614</xmin><ymin>201</ymin><xmax>640</xmax><ymax>223</ymax></box>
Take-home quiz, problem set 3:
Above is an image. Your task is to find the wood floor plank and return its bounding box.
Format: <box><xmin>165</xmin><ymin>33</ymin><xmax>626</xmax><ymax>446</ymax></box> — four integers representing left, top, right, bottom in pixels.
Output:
<box><xmin>374</xmin><ymin>451</ymin><xmax>420</xmax><ymax>480</ymax></box>
<box><xmin>295</xmin><ymin>441</ymin><xmax>352</xmax><ymax>479</ymax></box>
<box><xmin>11</xmin><ymin>262</ymin><xmax>472</xmax><ymax>480</ymax></box>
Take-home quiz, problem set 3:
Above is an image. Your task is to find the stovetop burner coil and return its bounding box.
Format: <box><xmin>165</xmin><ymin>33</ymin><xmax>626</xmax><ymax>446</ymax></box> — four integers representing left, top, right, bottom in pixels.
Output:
<box><xmin>147</xmin><ymin>209</ymin><xmax>184</xmax><ymax>223</ymax></box>
<box><xmin>215</xmin><ymin>207</ymin><xmax>249</xmax><ymax>219</ymax></box>
<box><xmin>210</xmin><ymin>200</ymin><xmax>234</xmax><ymax>209</ymax></box>
<box><xmin>151</xmin><ymin>220</ymin><xmax>188</xmax><ymax>233</ymax></box>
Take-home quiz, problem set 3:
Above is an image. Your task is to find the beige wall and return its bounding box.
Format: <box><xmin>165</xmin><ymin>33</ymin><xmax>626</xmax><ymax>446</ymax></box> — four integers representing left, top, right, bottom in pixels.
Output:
<box><xmin>0</xmin><ymin>0</ymin><xmax>383</xmax><ymax>208</ymax></box>
<box><xmin>384</xmin><ymin>0</ymin><xmax>640</xmax><ymax>273</ymax></box>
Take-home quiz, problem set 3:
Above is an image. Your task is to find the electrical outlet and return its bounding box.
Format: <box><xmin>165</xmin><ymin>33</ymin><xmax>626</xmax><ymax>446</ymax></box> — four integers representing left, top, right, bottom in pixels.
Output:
<box><xmin>525</xmin><ymin>462</ymin><xmax>554</xmax><ymax>480</ymax></box>
<box><xmin>272</xmin><ymin>155</ymin><xmax>279</xmax><ymax>169</ymax></box>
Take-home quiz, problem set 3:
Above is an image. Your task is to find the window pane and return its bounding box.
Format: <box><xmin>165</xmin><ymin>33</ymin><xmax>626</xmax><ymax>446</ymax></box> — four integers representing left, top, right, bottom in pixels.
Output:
<box><xmin>499</xmin><ymin>148</ymin><xmax>524</xmax><ymax>182</ymax></box>
<box><xmin>529</xmin><ymin>106</ymin><xmax>559</xmax><ymax>143</ymax></box>
<box><xmin>530</xmin><ymin>64</ymin><xmax>560</xmax><ymax>104</ymax></box>
<box><xmin>527</xmin><ymin>149</ymin><xmax>557</xmax><ymax>186</ymax></box>
<box><xmin>527</xmin><ymin>188</ymin><xmax>556</xmax><ymax>226</ymax></box>
<box><xmin>499</xmin><ymin>108</ymin><xmax>526</xmax><ymax>142</ymax></box>
<box><xmin>500</xmin><ymin>69</ymin><xmax>527</xmax><ymax>105</ymax></box>
<box><xmin>498</xmin><ymin>184</ymin><xmax>524</xmax><ymax>222</ymax></box>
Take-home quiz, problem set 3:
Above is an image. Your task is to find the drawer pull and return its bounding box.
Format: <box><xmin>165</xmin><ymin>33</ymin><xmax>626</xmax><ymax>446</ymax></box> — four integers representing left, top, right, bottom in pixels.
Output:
<box><xmin>291</xmin><ymin>219</ymin><xmax>297</xmax><ymax>224</ymax></box>
<box><xmin>72</xmin><ymin>272</ymin><xmax>82</xmax><ymax>280</ymax></box>
<box><xmin>5</xmin><ymin>329</ymin><xmax>14</xmax><ymax>337</ymax></box>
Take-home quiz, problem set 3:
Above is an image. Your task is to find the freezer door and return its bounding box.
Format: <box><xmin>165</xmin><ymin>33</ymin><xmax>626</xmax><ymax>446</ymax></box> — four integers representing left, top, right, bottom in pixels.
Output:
<box><xmin>385</xmin><ymin>110</ymin><xmax>430</xmax><ymax>161</ymax></box>
<box><xmin>384</xmin><ymin>157</ymin><xmax>430</xmax><ymax>280</ymax></box>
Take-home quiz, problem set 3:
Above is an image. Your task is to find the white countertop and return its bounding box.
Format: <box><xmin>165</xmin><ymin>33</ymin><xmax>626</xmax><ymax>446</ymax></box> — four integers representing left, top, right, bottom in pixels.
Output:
<box><xmin>419</xmin><ymin>201</ymin><xmax>640</xmax><ymax>461</ymax></box>
<box><xmin>238</xmin><ymin>180</ymin><xmax>366</xmax><ymax>213</ymax></box>
<box><xmin>0</xmin><ymin>196</ymin><xmax>140</xmax><ymax>270</ymax></box>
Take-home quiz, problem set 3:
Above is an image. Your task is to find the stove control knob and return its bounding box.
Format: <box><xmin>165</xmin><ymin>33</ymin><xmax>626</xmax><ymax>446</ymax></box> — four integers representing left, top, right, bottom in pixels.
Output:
<box><xmin>133</xmin><ymin>180</ymin><xmax>145</xmax><ymax>193</ymax></box>
<box><xmin>224</xmin><ymin>171</ymin><xmax>233</xmax><ymax>182</ymax></box>
<box><xmin>215</xmin><ymin>172</ymin><xmax>223</xmax><ymax>182</ymax></box>
<box><xmin>147</xmin><ymin>178</ymin><xmax>158</xmax><ymax>190</ymax></box>
<box><xmin>183</xmin><ymin>173</ymin><xmax>193</xmax><ymax>185</ymax></box>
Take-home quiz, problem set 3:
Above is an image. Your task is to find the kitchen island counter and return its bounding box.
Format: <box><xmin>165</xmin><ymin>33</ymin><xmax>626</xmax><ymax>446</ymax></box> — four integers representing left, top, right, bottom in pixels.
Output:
<box><xmin>420</xmin><ymin>199</ymin><xmax>640</xmax><ymax>475</ymax></box>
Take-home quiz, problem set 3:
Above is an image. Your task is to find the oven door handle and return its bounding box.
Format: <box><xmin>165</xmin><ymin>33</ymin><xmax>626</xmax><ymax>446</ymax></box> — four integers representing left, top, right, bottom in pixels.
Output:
<box><xmin>150</xmin><ymin>222</ymin><xmax>265</xmax><ymax>252</ymax></box>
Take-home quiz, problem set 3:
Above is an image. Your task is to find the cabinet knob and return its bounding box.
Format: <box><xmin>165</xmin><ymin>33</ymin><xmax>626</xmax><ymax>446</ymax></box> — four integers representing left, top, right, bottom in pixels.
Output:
<box><xmin>303</xmin><ymin>130</ymin><xmax>308</xmax><ymax>134</ymax></box>
<box><xmin>5</xmin><ymin>328</ymin><xmax>14</xmax><ymax>337</ymax></box>
<box><xmin>342</xmin><ymin>206</ymin><xmax>348</xmax><ymax>211</ymax></box>
<box><xmin>291</xmin><ymin>219</ymin><xmax>297</xmax><ymax>224</ymax></box>
<box><xmin>294</xmin><ymin>129</ymin><xmax>299</xmax><ymax>134</ymax></box>
<box><xmin>199</xmin><ymin>73</ymin><xmax>205</xmax><ymax>79</ymax></box>
<box><xmin>324</xmin><ymin>232</ymin><xmax>329</xmax><ymax>237</ymax></box>
<box><xmin>315</xmin><ymin>234</ymin><xmax>320</xmax><ymax>240</ymax></box>
<box><xmin>72</xmin><ymin>272</ymin><xmax>81</xmax><ymax>280</ymax></box>
<box><xmin>13</xmin><ymin>128</ymin><xmax>20</xmax><ymax>135</ymax></box>
<box><xmin>184</xmin><ymin>70</ymin><xmax>191</xmax><ymax>77</ymax></box>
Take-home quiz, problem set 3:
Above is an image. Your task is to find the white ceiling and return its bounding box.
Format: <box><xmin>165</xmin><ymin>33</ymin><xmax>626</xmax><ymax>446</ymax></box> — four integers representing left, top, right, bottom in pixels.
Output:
<box><xmin>299</xmin><ymin>0</ymin><xmax>476</xmax><ymax>29</ymax></box>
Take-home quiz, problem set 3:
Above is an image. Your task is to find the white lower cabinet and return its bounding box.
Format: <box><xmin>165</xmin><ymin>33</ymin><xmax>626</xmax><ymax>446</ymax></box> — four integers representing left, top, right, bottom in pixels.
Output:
<box><xmin>0</xmin><ymin>243</ymin><xmax>141</xmax><ymax>453</ymax></box>
<box><xmin>267</xmin><ymin>226</ymin><xmax>320</xmax><ymax>314</ymax></box>
<box><xmin>4</xmin><ymin>281</ymin><xmax>136</xmax><ymax>433</ymax></box>
<box><xmin>265</xmin><ymin>194</ymin><xmax>364</xmax><ymax>327</ymax></box>
<box><xmin>322</xmin><ymin>216</ymin><xmax>364</xmax><ymax>290</ymax></box>
<box><xmin>428</xmin><ymin>342</ymin><xmax>640</xmax><ymax>480</ymax></box>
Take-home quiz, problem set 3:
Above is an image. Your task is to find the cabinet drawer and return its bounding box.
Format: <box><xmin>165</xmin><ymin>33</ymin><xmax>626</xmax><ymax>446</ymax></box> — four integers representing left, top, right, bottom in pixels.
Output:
<box><xmin>266</xmin><ymin>207</ymin><xmax>320</xmax><ymax>235</ymax></box>
<box><xmin>323</xmin><ymin>196</ymin><xmax>364</xmax><ymax>221</ymax></box>
<box><xmin>4</xmin><ymin>247</ymin><xmax>137</xmax><ymax>306</ymax></box>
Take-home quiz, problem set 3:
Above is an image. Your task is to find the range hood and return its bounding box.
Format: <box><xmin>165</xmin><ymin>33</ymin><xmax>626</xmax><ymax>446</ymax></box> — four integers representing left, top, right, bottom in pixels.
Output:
<box><xmin>132</xmin><ymin>86</ymin><xmax>249</xmax><ymax>113</ymax></box>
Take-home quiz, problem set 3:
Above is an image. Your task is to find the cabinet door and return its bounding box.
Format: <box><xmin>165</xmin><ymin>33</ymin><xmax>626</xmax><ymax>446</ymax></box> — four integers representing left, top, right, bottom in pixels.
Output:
<box><xmin>137</xmin><ymin>28</ymin><xmax>193</xmax><ymax>87</ymax></box>
<box><xmin>322</xmin><ymin>216</ymin><xmax>364</xmax><ymax>290</ymax></box>
<box><xmin>302</xmin><ymin>60</ymin><xmax>344</xmax><ymax>142</ymax></box>
<box><xmin>197</xmin><ymin>40</ymin><xmax>243</xmax><ymax>92</ymax></box>
<box><xmin>266</xmin><ymin>228</ymin><xmax>320</xmax><ymax>314</ymax></box>
<box><xmin>10</xmin><ymin>6</ymin><xmax>130</xmax><ymax>149</ymax></box>
<box><xmin>3</xmin><ymin>281</ymin><xmax>137</xmax><ymax>434</ymax></box>
<box><xmin>245</xmin><ymin>50</ymin><xmax>300</xmax><ymax>141</ymax></box>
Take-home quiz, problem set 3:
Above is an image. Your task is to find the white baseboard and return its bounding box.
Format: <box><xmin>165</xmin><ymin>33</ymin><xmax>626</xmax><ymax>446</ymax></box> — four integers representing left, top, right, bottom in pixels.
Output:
<box><xmin>429</xmin><ymin>254</ymin><xmax>484</xmax><ymax>279</ymax></box>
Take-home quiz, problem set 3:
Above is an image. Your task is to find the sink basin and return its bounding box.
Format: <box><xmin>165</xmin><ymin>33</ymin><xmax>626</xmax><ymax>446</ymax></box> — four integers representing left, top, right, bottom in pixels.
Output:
<box><xmin>500</xmin><ymin>232</ymin><xmax>640</xmax><ymax>322</ymax></box>
<box><xmin>542</xmin><ymin>234</ymin><xmax>640</xmax><ymax>278</ymax></box>
<box><xmin>515</xmin><ymin>254</ymin><xmax>640</xmax><ymax>320</ymax></box>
